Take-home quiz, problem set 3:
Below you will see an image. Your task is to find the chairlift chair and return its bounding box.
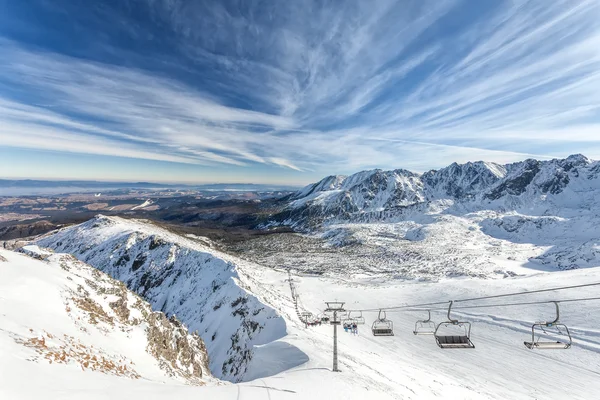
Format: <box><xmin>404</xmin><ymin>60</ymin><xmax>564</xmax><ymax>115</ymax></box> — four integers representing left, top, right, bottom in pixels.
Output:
<box><xmin>372</xmin><ymin>310</ymin><xmax>394</xmax><ymax>336</ymax></box>
<box><xmin>341</xmin><ymin>312</ymin><xmax>354</xmax><ymax>325</ymax></box>
<box><xmin>345</xmin><ymin>311</ymin><xmax>360</xmax><ymax>325</ymax></box>
<box><xmin>434</xmin><ymin>301</ymin><xmax>475</xmax><ymax>348</ymax></box>
<box><xmin>524</xmin><ymin>301</ymin><xmax>572</xmax><ymax>350</ymax></box>
<box><xmin>413</xmin><ymin>310</ymin><xmax>436</xmax><ymax>335</ymax></box>
<box><xmin>319</xmin><ymin>313</ymin><xmax>330</xmax><ymax>323</ymax></box>
<box><xmin>355</xmin><ymin>311</ymin><xmax>366</xmax><ymax>325</ymax></box>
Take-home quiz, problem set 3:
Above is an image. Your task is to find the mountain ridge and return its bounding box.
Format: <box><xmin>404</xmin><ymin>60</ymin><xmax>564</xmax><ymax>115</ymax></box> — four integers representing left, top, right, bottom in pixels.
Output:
<box><xmin>270</xmin><ymin>154</ymin><xmax>599</xmax><ymax>228</ymax></box>
<box><xmin>34</xmin><ymin>215</ymin><xmax>305</xmax><ymax>382</ymax></box>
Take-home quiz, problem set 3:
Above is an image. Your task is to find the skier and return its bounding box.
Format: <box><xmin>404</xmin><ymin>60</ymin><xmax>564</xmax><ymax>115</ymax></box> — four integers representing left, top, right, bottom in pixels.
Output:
<box><xmin>352</xmin><ymin>322</ymin><xmax>358</xmax><ymax>335</ymax></box>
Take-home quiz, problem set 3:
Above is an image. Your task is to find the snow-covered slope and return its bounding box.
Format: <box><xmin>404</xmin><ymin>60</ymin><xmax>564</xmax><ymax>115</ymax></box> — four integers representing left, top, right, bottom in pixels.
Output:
<box><xmin>283</xmin><ymin>266</ymin><xmax>600</xmax><ymax>400</ymax></box>
<box><xmin>281</xmin><ymin>169</ymin><xmax>426</xmax><ymax>227</ymax></box>
<box><xmin>0</xmin><ymin>247</ymin><xmax>212</xmax><ymax>391</ymax></box>
<box><xmin>35</xmin><ymin>215</ymin><xmax>292</xmax><ymax>382</ymax></box>
<box><xmin>7</xmin><ymin>216</ymin><xmax>600</xmax><ymax>399</ymax></box>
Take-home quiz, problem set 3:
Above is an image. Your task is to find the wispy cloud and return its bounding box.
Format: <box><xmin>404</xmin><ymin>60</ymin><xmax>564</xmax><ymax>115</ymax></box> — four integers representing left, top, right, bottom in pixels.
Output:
<box><xmin>1</xmin><ymin>0</ymin><xmax>599</xmax><ymax>182</ymax></box>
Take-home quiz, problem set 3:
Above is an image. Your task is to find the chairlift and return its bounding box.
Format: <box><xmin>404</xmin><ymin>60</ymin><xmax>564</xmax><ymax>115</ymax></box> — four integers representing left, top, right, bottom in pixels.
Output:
<box><xmin>413</xmin><ymin>310</ymin><xmax>436</xmax><ymax>335</ymax></box>
<box><xmin>318</xmin><ymin>313</ymin><xmax>330</xmax><ymax>323</ymax></box>
<box><xmin>524</xmin><ymin>301</ymin><xmax>572</xmax><ymax>350</ymax></box>
<box><xmin>434</xmin><ymin>301</ymin><xmax>475</xmax><ymax>348</ymax></box>
<box><xmin>372</xmin><ymin>309</ymin><xmax>394</xmax><ymax>336</ymax></box>
<box><xmin>340</xmin><ymin>312</ymin><xmax>353</xmax><ymax>325</ymax></box>
<box><xmin>345</xmin><ymin>311</ymin><xmax>360</xmax><ymax>325</ymax></box>
<box><xmin>355</xmin><ymin>311</ymin><xmax>366</xmax><ymax>325</ymax></box>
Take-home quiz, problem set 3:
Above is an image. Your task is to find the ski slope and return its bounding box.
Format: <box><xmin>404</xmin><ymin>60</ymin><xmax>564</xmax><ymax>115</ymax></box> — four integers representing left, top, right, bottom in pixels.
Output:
<box><xmin>278</xmin><ymin>270</ymin><xmax>600</xmax><ymax>399</ymax></box>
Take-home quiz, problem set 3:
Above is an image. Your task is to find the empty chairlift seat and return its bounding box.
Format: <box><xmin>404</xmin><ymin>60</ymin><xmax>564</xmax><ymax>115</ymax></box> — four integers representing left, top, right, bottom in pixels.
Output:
<box><xmin>354</xmin><ymin>311</ymin><xmax>366</xmax><ymax>325</ymax></box>
<box><xmin>413</xmin><ymin>310</ymin><xmax>436</xmax><ymax>335</ymax></box>
<box><xmin>434</xmin><ymin>301</ymin><xmax>475</xmax><ymax>349</ymax></box>
<box><xmin>372</xmin><ymin>310</ymin><xmax>394</xmax><ymax>336</ymax></box>
<box><xmin>524</xmin><ymin>302</ymin><xmax>572</xmax><ymax>350</ymax></box>
<box><xmin>435</xmin><ymin>334</ymin><xmax>474</xmax><ymax>348</ymax></box>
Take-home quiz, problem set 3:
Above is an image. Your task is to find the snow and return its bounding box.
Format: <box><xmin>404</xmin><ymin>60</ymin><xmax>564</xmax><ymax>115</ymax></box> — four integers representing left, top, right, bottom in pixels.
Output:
<box><xmin>0</xmin><ymin>248</ymin><xmax>213</xmax><ymax>399</ymax></box>
<box><xmin>132</xmin><ymin>199</ymin><xmax>154</xmax><ymax>210</ymax></box>
<box><xmin>8</xmin><ymin>250</ymin><xmax>600</xmax><ymax>399</ymax></box>
<box><xmin>290</xmin><ymin>169</ymin><xmax>425</xmax><ymax>212</ymax></box>
<box><xmin>5</xmin><ymin>211</ymin><xmax>600</xmax><ymax>399</ymax></box>
<box><xmin>35</xmin><ymin>215</ymin><xmax>293</xmax><ymax>382</ymax></box>
<box><xmin>257</xmin><ymin>266</ymin><xmax>600</xmax><ymax>399</ymax></box>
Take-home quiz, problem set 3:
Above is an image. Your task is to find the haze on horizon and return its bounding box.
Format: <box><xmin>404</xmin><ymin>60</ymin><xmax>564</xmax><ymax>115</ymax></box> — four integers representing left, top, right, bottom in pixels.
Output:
<box><xmin>1</xmin><ymin>0</ymin><xmax>599</xmax><ymax>185</ymax></box>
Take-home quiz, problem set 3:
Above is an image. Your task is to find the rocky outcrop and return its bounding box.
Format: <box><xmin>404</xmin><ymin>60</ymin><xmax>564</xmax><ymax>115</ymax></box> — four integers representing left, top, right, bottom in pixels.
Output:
<box><xmin>146</xmin><ymin>311</ymin><xmax>209</xmax><ymax>385</ymax></box>
<box><xmin>424</xmin><ymin>161</ymin><xmax>506</xmax><ymax>199</ymax></box>
<box><xmin>0</xmin><ymin>220</ymin><xmax>59</xmax><ymax>241</ymax></box>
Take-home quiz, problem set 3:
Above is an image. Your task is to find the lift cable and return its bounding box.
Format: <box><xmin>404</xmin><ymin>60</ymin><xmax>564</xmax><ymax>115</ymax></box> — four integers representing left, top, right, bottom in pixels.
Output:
<box><xmin>394</xmin><ymin>296</ymin><xmax>600</xmax><ymax>313</ymax></box>
<box><xmin>345</xmin><ymin>281</ymin><xmax>600</xmax><ymax>313</ymax></box>
<box><xmin>452</xmin><ymin>282</ymin><xmax>600</xmax><ymax>304</ymax></box>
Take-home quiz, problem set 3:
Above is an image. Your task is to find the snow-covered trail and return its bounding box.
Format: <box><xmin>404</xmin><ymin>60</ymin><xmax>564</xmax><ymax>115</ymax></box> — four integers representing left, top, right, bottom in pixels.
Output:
<box><xmin>253</xmin><ymin>265</ymin><xmax>600</xmax><ymax>400</ymax></box>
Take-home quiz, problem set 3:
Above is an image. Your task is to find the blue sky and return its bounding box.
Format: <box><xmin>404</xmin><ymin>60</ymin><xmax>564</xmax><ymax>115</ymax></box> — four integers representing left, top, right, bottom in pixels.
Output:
<box><xmin>0</xmin><ymin>0</ymin><xmax>599</xmax><ymax>184</ymax></box>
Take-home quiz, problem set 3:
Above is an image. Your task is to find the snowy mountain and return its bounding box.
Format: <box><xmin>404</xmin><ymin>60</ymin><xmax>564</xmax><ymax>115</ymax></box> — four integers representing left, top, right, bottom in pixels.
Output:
<box><xmin>423</xmin><ymin>161</ymin><xmax>506</xmax><ymax>200</ymax></box>
<box><xmin>274</xmin><ymin>154</ymin><xmax>599</xmax><ymax>227</ymax></box>
<box><xmin>0</xmin><ymin>247</ymin><xmax>212</xmax><ymax>390</ymax></box>
<box><xmin>255</xmin><ymin>154</ymin><xmax>600</xmax><ymax>275</ymax></box>
<box><xmin>6</xmin><ymin>154</ymin><xmax>600</xmax><ymax>399</ymax></box>
<box><xmin>279</xmin><ymin>169</ymin><xmax>426</xmax><ymax>228</ymax></box>
<box><xmin>34</xmin><ymin>215</ymin><xmax>292</xmax><ymax>382</ymax></box>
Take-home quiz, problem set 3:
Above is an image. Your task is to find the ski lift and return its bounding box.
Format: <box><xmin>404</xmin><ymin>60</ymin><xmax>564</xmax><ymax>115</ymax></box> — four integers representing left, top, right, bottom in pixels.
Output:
<box><xmin>355</xmin><ymin>311</ymin><xmax>365</xmax><ymax>325</ymax></box>
<box><xmin>372</xmin><ymin>309</ymin><xmax>394</xmax><ymax>336</ymax></box>
<box><xmin>524</xmin><ymin>301</ymin><xmax>572</xmax><ymax>350</ymax></box>
<box><xmin>434</xmin><ymin>301</ymin><xmax>475</xmax><ymax>348</ymax></box>
<box><xmin>345</xmin><ymin>311</ymin><xmax>360</xmax><ymax>325</ymax></box>
<box><xmin>341</xmin><ymin>312</ymin><xmax>353</xmax><ymax>325</ymax></box>
<box><xmin>318</xmin><ymin>313</ymin><xmax>330</xmax><ymax>323</ymax></box>
<box><xmin>413</xmin><ymin>310</ymin><xmax>436</xmax><ymax>335</ymax></box>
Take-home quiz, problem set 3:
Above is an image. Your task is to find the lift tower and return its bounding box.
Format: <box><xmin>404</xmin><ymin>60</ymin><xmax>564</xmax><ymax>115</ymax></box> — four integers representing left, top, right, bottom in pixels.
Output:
<box><xmin>325</xmin><ymin>302</ymin><xmax>345</xmax><ymax>372</ymax></box>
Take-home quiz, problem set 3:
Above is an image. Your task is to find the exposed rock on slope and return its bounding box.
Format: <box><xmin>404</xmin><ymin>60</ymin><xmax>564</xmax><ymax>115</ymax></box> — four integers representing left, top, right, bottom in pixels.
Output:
<box><xmin>423</xmin><ymin>161</ymin><xmax>506</xmax><ymax>199</ymax></box>
<box><xmin>0</xmin><ymin>247</ymin><xmax>212</xmax><ymax>385</ymax></box>
<box><xmin>35</xmin><ymin>215</ymin><xmax>289</xmax><ymax>382</ymax></box>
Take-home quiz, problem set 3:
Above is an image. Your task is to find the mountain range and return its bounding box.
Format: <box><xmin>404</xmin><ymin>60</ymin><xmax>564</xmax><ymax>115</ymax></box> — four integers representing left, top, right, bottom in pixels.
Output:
<box><xmin>273</xmin><ymin>154</ymin><xmax>599</xmax><ymax>228</ymax></box>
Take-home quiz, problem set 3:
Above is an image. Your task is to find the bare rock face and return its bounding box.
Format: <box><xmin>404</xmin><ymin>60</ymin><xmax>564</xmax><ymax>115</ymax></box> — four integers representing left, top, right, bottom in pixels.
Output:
<box><xmin>0</xmin><ymin>220</ymin><xmax>59</xmax><ymax>241</ymax></box>
<box><xmin>146</xmin><ymin>312</ymin><xmax>210</xmax><ymax>384</ymax></box>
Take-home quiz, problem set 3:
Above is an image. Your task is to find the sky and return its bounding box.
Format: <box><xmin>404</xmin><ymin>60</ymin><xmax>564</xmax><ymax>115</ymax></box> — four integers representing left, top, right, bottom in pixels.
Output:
<box><xmin>0</xmin><ymin>0</ymin><xmax>599</xmax><ymax>185</ymax></box>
